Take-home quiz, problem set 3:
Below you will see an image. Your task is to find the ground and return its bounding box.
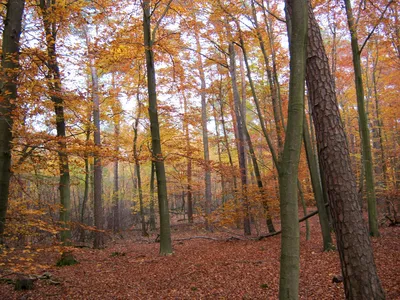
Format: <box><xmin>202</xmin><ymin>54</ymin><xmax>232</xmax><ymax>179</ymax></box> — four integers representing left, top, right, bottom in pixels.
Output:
<box><xmin>1</xmin><ymin>215</ymin><xmax>399</xmax><ymax>299</ymax></box>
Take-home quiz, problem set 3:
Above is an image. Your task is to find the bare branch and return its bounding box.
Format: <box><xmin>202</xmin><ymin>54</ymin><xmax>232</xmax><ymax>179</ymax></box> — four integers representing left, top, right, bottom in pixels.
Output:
<box><xmin>359</xmin><ymin>0</ymin><xmax>394</xmax><ymax>54</ymax></box>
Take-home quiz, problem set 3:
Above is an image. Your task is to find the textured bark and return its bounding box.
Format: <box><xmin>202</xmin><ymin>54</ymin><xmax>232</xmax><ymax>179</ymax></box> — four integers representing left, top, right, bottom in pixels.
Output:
<box><xmin>0</xmin><ymin>0</ymin><xmax>25</xmax><ymax>242</ymax></box>
<box><xmin>278</xmin><ymin>1</ymin><xmax>307</xmax><ymax>298</ymax></box>
<box><xmin>229</xmin><ymin>43</ymin><xmax>251</xmax><ymax>236</ymax></box>
<box><xmin>40</xmin><ymin>0</ymin><xmax>72</xmax><ymax>244</ymax></box>
<box><xmin>343</xmin><ymin>0</ymin><xmax>379</xmax><ymax>237</ymax></box>
<box><xmin>195</xmin><ymin>32</ymin><xmax>212</xmax><ymax>231</ymax></box>
<box><xmin>306</xmin><ymin>2</ymin><xmax>385</xmax><ymax>299</ymax></box>
<box><xmin>143</xmin><ymin>0</ymin><xmax>172</xmax><ymax>255</ymax></box>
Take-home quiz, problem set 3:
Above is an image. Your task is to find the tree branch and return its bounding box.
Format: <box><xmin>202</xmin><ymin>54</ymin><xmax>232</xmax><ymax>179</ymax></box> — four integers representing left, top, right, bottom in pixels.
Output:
<box><xmin>359</xmin><ymin>0</ymin><xmax>394</xmax><ymax>54</ymax></box>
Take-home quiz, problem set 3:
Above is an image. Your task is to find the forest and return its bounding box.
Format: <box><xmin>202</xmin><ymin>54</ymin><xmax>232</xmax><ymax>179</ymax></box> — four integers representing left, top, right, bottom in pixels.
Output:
<box><xmin>0</xmin><ymin>0</ymin><xmax>399</xmax><ymax>299</ymax></box>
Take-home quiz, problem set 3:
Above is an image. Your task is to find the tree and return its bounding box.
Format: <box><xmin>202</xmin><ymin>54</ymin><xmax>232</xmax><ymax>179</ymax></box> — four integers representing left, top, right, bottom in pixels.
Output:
<box><xmin>0</xmin><ymin>0</ymin><xmax>25</xmax><ymax>244</ymax></box>
<box><xmin>228</xmin><ymin>42</ymin><xmax>251</xmax><ymax>236</ymax></box>
<box><xmin>278</xmin><ymin>0</ymin><xmax>307</xmax><ymax>298</ymax></box>
<box><xmin>142</xmin><ymin>0</ymin><xmax>173</xmax><ymax>255</ymax></box>
<box><xmin>343</xmin><ymin>0</ymin><xmax>380</xmax><ymax>237</ymax></box>
<box><xmin>195</xmin><ymin>29</ymin><xmax>212</xmax><ymax>231</ymax></box>
<box><xmin>39</xmin><ymin>0</ymin><xmax>72</xmax><ymax>245</ymax></box>
<box><xmin>305</xmin><ymin>1</ymin><xmax>385</xmax><ymax>298</ymax></box>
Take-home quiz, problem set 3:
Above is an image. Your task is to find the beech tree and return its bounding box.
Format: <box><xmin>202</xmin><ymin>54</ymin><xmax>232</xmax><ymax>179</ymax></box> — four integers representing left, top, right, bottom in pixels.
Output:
<box><xmin>142</xmin><ymin>0</ymin><xmax>173</xmax><ymax>255</ymax></box>
<box><xmin>279</xmin><ymin>0</ymin><xmax>307</xmax><ymax>298</ymax></box>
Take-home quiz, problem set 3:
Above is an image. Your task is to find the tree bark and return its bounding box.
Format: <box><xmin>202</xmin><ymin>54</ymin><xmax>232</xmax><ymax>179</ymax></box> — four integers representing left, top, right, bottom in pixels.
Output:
<box><xmin>278</xmin><ymin>1</ymin><xmax>307</xmax><ymax>298</ymax></box>
<box><xmin>305</xmin><ymin>2</ymin><xmax>385</xmax><ymax>298</ymax></box>
<box><xmin>0</xmin><ymin>0</ymin><xmax>25</xmax><ymax>243</ymax></box>
<box><xmin>143</xmin><ymin>0</ymin><xmax>172</xmax><ymax>255</ymax></box>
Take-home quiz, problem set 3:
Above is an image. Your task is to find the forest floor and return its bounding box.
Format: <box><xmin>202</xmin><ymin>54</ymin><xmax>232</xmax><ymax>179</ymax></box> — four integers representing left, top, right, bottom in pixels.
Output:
<box><xmin>1</xmin><ymin>214</ymin><xmax>399</xmax><ymax>299</ymax></box>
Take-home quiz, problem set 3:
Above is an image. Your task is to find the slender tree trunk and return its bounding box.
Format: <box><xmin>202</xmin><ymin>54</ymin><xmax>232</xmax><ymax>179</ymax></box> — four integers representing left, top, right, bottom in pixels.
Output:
<box><xmin>90</xmin><ymin>56</ymin><xmax>104</xmax><ymax>249</ymax></box>
<box><xmin>278</xmin><ymin>1</ymin><xmax>307</xmax><ymax>298</ymax></box>
<box><xmin>219</xmin><ymin>97</ymin><xmax>238</xmax><ymax>201</ymax></box>
<box><xmin>0</xmin><ymin>0</ymin><xmax>25</xmax><ymax>243</ymax></box>
<box><xmin>80</xmin><ymin>128</ymin><xmax>90</xmax><ymax>242</ymax></box>
<box><xmin>183</xmin><ymin>94</ymin><xmax>193</xmax><ymax>223</ymax></box>
<box><xmin>237</xmin><ymin>29</ymin><xmax>275</xmax><ymax>233</ymax></box>
<box><xmin>149</xmin><ymin>162</ymin><xmax>156</xmax><ymax>231</ymax></box>
<box><xmin>343</xmin><ymin>0</ymin><xmax>379</xmax><ymax>237</ymax></box>
<box><xmin>40</xmin><ymin>0</ymin><xmax>72</xmax><ymax>244</ymax></box>
<box><xmin>133</xmin><ymin>98</ymin><xmax>147</xmax><ymax>237</ymax></box>
<box><xmin>143</xmin><ymin>0</ymin><xmax>172</xmax><ymax>255</ymax></box>
<box><xmin>305</xmin><ymin>2</ymin><xmax>385</xmax><ymax>298</ymax></box>
<box><xmin>229</xmin><ymin>43</ymin><xmax>251</xmax><ymax>236</ymax></box>
<box><xmin>303</xmin><ymin>111</ymin><xmax>333</xmax><ymax>250</ymax></box>
<box><xmin>212</xmin><ymin>102</ymin><xmax>226</xmax><ymax>205</ymax></box>
<box><xmin>112</xmin><ymin>76</ymin><xmax>121</xmax><ymax>233</ymax></box>
<box><xmin>195</xmin><ymin>32</ymin><xmax>212</xmax><ymax>231</ymax></box>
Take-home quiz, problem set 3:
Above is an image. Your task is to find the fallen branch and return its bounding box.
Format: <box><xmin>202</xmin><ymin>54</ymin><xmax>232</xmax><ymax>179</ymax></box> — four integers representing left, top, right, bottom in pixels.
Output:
<box><xmin>258</xmin><ymin>209</ymin><xmax>319</xmax><ymax>240</ymax></box>
<box><xmin>174</xmin><ymin>236</ymin><xmax>220</xmax><ymax>242</ymax></box>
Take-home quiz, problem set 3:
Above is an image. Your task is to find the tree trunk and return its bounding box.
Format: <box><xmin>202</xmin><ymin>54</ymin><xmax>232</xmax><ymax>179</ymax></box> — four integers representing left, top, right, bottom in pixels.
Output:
<box><xmin>149</xmin><ymin>162</ymin><xmax>156</xmax><ymax>231</ymax></box>
<box><xmin>40</xmin><ymin>0</ymin><xmax>72</xmax><ymax>245</ymax></box>
<box><xmin>236</xmin><ymin>28</ymin><xmax>275</xmax><ymax>233</ymax></box>
<box><xmin>229</xmin><ymin>43</ymin><xmax>251</xmax><ymax>236</ymax></box>
<box><xmin>183</xmin><ymin>94</ymin><xmax>193</xmax><ymax>223</ymax></box>
<box><xmin>142</xmin><ymin>0</ymin><xmax>172</xmax><ymax>255</ymax></box>
<box><xmin>195</xmin><ymin>32</ymin><xmax>212</xmax><ymax>231</ymax></box>
<box><xmin>112</xmin><ymin>75</ymin><xmax>121</xmax><ymax>233</ymax></box>
<box><xmin>305</xmin><ymin>2</ymin><xmax>385</xmax><ymax>298</ymax></box>
<box><xmin>0</xmin><ymin>0</ymin><xmax>25</xmax><ymax>243</ymax></box>
<box><xmin>343</xmin><ymin>0</ymin><xmax>379</xmax><ymax>237</ymax></box>
<box><xmin>133</xmin><ymin>98</ymin><xmax>147</xmax><ymax>237</ymax></box>
<box><xmin>80</xmin><ymin>128</ymin><xmax>91</xmax><ymax>242</ymax></box>
<box><xmin>278</xmin><ymin>1</ymin><xmax>307</xmax><ymax>299</ymax></box>
<box><xmin>303</xmin><ymin>111</ymin><xmax>333</xmax><ymax>250</ymax></box>
<box><xmin>90</xmin><ymin>57</ymin><xmax>104</xmax><ymax>249</ymax></box>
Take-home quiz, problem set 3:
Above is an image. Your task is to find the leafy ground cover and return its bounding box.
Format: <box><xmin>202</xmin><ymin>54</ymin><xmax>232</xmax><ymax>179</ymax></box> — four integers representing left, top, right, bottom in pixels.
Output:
<box><xmin>1</xmin><ymin>216</ymin><xmax>399</xmax><ymax>299</ymax></box>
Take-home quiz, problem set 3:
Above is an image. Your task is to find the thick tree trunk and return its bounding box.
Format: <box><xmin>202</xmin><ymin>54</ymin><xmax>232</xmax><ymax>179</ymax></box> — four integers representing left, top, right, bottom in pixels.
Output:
<box><xmin>305</xmin><ymin>2</ymin><xmax>385</xmax><ymax>299</ymax></box>
<box><xmin>278</xmin><ymin>1</ymin><xmax>307</xmax><ymax>299</ymax></box>
<box><xmin>229</xmin><ymin>43</ymin><xmax>251</xmax><ymax>236</ymax></box>
<box><xmin>343</xmin><ymin>0</ymin><xmax>379</xmax><ymax>237</ymax></box>
<box><xmin>143</xmin><ymin>0</ymin><xmax>172</xmax><ymax>255</ymax></box>
<box><xmin>0</xmin><ymin>0</ymin><xmax>25</xmax><ymax>243</ymax></box>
